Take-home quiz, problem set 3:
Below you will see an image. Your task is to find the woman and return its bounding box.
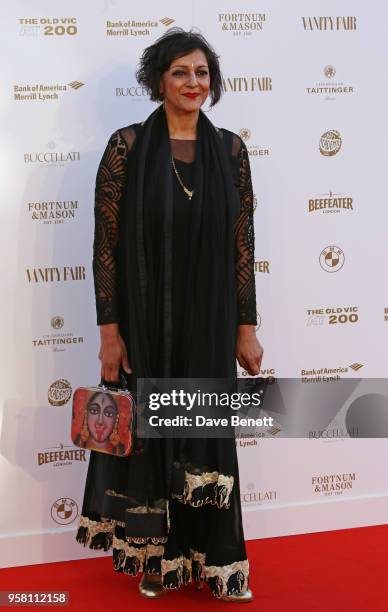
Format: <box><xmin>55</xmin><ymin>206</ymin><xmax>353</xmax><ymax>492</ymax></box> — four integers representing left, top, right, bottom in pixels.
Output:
<box><xmin>76</xmin><ymin>27</ymin><xmax>263</xmax><ymax>602</ymax></box>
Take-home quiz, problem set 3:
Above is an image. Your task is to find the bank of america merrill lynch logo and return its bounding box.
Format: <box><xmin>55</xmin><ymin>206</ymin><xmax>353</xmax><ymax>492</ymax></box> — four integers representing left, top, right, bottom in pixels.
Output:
<box><xmin>159</xmin><ymin>18</ymin><xmax>175</xmax><ymax>26</ymax></box>
<box><xmin>68</xmin><ymin>81</ymin><xmax>84</xmax><ymax>90</ymax></box>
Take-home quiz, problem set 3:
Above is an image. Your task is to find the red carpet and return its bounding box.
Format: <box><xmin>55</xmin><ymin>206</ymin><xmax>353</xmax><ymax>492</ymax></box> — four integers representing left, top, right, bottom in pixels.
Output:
<box><xmin>1</xmin><ymin>525</ymin><xmax>388</xmax><ymax>611</ymax></box>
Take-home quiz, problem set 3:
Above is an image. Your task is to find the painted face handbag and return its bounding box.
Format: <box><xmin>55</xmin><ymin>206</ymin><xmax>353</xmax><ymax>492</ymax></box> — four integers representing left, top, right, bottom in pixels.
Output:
<box><xmin>71</xmin><ymin>372</ymin><xmax>137</xmax><ymax>457</ymax></box>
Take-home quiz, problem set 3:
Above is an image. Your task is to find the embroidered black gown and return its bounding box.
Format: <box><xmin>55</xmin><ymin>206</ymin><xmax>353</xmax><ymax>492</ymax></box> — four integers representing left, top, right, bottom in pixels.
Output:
<box><xmin>76</xmin><ymin>124</ymin><xmax>257</xmax><ymax>598</ymax></box>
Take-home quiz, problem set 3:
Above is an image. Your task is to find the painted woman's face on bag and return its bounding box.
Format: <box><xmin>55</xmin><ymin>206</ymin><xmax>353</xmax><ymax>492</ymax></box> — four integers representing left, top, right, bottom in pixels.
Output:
<box><xmin>86</xmin><ymin>393</ymin><xmax>117</xmax><ymax>444</ymax></box>
<box><xmin>159</xmin><ymin>48</ymin><xmax>210</xmax><ymax>113</ymax></box>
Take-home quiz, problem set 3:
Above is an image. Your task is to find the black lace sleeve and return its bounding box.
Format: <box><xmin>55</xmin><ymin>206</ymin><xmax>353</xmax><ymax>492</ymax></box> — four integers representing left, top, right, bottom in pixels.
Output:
<box><xmin>234</xmin><ymin>137</ymin><xmax>257</xmax><ymax>325</ymax></box>
<box><xmin>93</xmin><ymin>130</ymin><xmax>129</xmax><ymax>325</ymax></box>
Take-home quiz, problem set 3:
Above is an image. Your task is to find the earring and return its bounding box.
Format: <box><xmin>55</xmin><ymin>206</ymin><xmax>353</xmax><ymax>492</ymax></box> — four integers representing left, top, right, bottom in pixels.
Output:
<box><xmin>80</xmin><ymin>411</ymin><xmax>89</xmax><ymax>443</ymax></box>
<box><xmin>109</xmin><ymin>415</ymin><xmax>120</xmax><ymax>447</ymax></box>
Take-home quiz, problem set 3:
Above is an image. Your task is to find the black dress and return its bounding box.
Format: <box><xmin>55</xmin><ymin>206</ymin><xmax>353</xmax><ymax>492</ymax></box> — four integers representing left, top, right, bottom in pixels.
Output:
<box><xmin>76</xmin><ymin>127</ymin><xmax>257</xmax><ymax>598</ymax></box>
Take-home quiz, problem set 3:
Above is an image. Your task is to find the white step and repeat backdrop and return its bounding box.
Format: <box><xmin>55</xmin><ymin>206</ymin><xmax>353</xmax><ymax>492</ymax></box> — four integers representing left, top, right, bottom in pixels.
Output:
<box><xmin>1</xmin><ymin>0</ymin><xmax>388</xmax><ymax>567</ymax></box>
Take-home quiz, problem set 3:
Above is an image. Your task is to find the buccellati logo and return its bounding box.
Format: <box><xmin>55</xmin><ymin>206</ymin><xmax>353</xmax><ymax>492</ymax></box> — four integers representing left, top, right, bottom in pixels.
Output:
<box><xmin>319</xmin><ymin>246</ymin><xmax>345</xmax><ymax>272</ymax></box>
<box><xmin>48</xmin><ymin>379</ymin><xmax>72</xmax><ymax>406</ymax></box>
<box><xmin>51</xmin><ymin>497</ymin><xmax>78</xmax><ymax>525</ymax></box>
<box><xmin>319</xmin><ymin>130</ymin><xmax>342</xmax><ymax>156</ymax></box>
<box><xmin>241</xmin><ymin>483</ymin><xmax>277</xmax><ymax>504</ymax></box>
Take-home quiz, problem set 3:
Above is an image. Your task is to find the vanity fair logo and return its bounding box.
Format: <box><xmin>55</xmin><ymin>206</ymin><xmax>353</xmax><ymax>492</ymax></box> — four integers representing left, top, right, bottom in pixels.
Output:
<box><xmin>14</xmin><ymin>81</ymin><xmax>84</xmax><ymax>102</ymax></box>
<box><xmin>319</xmin><ymin>246</ymin><xmax>345</xmax><ymax>272</ymax></box>
<box><xmin>302</xmin><ymin>16</ymin><xmax>357</xmax><ymax>31</ymax></box>
<box><xmin>48</xmin><ymin>379</ymin><xmax>72</xmax><ymax>406</ymax></box>
<box><xmin>239</xmin><ymin>128</ymin><xmax>270</xmax><ymax>158</ymax></box>
<box><xmin>312</xmin><ymin>473</ymin><xmax>356</xmax><ymax>496</ymax></box>
<box><xmin>26</xmin><ymin>266</ymin><xmax>86</xmax><ymax>283</ymax></box>
<box><xmin>222</xmin><ymin>76</ymin><xmax>272</xmax><ymax>93</ymax></box>
<box><xmin>301</xmin><ymin>363</ymin><xmax>363</xmax><ymax>383</ymax></box>
<box><xmin>24</xmin><ymin>142</ymin><xmax>80</xmax><ymax>166</ymax></box>
<box><xmin>241</xmin><ymin>483</ymin><xmax>277</xmax><ymax>504</ymax></box>
<box><xmin>27</xmin><ymin>200</ymin><xmax>78</xmax><ymax>224</ymax></box>
<box><xmin>32</xmin><ymin>316</ymin><xmax>84</xmax><ymax>353</ymax></box>
<box><xmin>308</xmin><ymin>191</ymin><xmax>353</xmax><ymax>214</ymax></box>
<box><xmin>18</xmin><ymin>17</ymin><xmax>78</xmax><ymax>37</ymax></box>
<box><xmin>218</xmin><ymin>13</ymin><xmax>267</xmax><ymax>34</ymax></box>
<box><xmin>306</xmin><ymin>66</ymin><xmax>354</xmax><ymax>100</ymax></box>
<box><xmin>306</xmin><ymin>306</ymin><xmax>358</xmax><ymax>327</ymax></box>
<box><xmin>319</xmin><ymin>130</ymin><xmax>342</xmax><ymax>156</ymax></box>
<box><xmin>37</xmin><ymin>443</ymin><xmax>87</xmax><ymax>467</ymax></box>
<box><xmin>106</xmin><ymin>17</ymin><xmax>175</xmax><ymax>37</ymax></box>
<box><xmin>51</xmin><ymin>498</ymin><xmax>78</xmax><ymax>525</ymax></box>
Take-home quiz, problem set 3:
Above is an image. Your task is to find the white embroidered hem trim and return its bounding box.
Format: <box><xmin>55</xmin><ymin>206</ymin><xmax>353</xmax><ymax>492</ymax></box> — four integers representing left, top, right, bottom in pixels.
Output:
<box><xmin>171</xmin><ymin>470</ymin><xmax>234</xmax><ymax>509</ymax></box>
<box><xmin>161</xmin><ymin>551</ymin><xmax>249</xmax><ymax>597</ymax></box>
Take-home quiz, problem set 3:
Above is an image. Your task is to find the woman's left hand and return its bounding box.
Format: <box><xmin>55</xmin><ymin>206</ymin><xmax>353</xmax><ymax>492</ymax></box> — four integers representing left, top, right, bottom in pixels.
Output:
<box><xmin>236</xmin><ymin>325</ymin><xmax>264</xmax><ymax>376</ymax></box>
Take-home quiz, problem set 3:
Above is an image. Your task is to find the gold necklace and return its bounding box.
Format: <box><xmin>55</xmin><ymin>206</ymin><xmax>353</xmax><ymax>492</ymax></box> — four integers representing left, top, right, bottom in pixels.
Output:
<box><xmin>171</xmin><ymin>156</ymin><xmax>194</xmax><ymax>200</ymax></box>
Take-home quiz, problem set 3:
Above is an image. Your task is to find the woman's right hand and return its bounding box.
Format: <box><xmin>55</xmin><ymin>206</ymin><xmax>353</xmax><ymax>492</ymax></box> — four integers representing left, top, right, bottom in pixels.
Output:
<box><xmin>98</xmin><ymin>323</ymin><xmax>132</xmax><ymax>382</ymax></box>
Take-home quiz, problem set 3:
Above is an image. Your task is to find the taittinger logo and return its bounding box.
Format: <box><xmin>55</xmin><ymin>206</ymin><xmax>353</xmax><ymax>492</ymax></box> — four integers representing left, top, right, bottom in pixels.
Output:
<box><xmin>306</xmin><ymin>65</ymin><xmax>354</xmax><ymax>99</ymax></box>
<box><xmin>238</xmin><ymin>128</ymin><xmax>270</xmax><ymax>158</ymax></box>
<box><xmin>32</xmin><ymin>316</ymin><xmax>84</xmax><ymax>352</ymax></box>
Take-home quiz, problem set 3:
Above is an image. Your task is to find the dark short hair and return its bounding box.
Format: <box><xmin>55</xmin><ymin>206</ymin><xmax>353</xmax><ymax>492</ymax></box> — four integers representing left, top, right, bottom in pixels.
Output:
<box><xmin>136</xmin><ymin>27</ymin><xmax>222</xmax><ymax>107</ymax></box>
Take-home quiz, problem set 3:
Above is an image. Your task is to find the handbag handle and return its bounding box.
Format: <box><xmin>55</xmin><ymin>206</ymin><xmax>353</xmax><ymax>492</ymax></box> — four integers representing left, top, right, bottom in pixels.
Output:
<box><xmin>99</xmin><ymin>368</ymin><xmax>129</xmax><ymax>393</ymax></box>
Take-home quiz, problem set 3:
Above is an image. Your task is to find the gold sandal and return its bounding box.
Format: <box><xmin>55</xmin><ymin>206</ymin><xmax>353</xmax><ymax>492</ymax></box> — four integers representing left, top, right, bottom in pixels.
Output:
<box><xmin>220</xmin><ymin>588</ymin><xmax>254</xmax><ymax>603</ymax></box>
<box><xmin>138</xmin><ymin>574</ymin><xmax>166</xmax><ymax>599</ymax></box>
